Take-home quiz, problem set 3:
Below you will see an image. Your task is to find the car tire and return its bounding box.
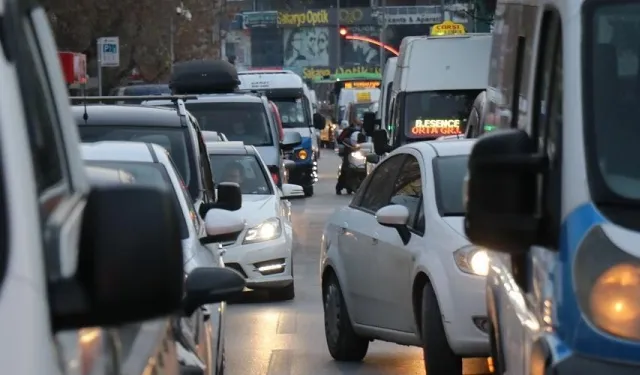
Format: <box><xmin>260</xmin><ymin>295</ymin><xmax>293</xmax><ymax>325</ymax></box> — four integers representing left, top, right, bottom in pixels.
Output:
<box><xmin>323</xmin><ymin>275</ymin><xmax>369</xmax><ymax>361</ymax></box>
<box><xmin>218</xmin><ymin>349</ymin><xmax>226</xmax><ymax>375</ymax></box>
<box><xmin>271</xmin><ymin>282</ymin><xmax>295</xmax><ymax>301</ymax></box>
<box><xmin>421</xmin><ymin>283</ymin><xmax>462</xmax><ymax>375</ymax></box>
<box><xmin>303</xmin><ymin>186</ymin><xmax>314</xmax><ymax>197</ymax></box>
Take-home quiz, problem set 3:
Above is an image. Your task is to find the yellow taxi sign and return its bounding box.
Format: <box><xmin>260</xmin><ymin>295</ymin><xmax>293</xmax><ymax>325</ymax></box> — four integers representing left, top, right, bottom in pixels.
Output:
<box><xmin>431</xmin><ymin>21</ymin><xmax>466</xmax><ymax>36</ymax></box>
<box><xmin>356</xmin><ymin>91</ymin><xmax>371</xmax><ymax>103</ymax></box>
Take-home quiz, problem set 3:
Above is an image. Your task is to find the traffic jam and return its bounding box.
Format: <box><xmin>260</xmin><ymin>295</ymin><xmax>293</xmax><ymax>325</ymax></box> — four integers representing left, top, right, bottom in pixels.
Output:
<box><xmin>2</xmin><ymin>0</ymin><xmax>640</xmax><ymax>374</ymax></box>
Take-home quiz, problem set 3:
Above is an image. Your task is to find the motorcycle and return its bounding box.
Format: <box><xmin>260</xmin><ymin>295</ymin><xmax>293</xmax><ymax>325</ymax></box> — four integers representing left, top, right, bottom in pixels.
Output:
<box><xmin>336</xmin><ymin>139</ymin><xmax>371</xmax><ymax>194</ymax></box>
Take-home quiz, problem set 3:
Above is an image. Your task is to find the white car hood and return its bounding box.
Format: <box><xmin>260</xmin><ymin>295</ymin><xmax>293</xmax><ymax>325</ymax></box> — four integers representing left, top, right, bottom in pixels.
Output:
<box><xmin>237</xmin><ymin>195</ymin><xmax>278</xmax><ymax>226</ymax></box>
<box><xmin>442</xmin><ymin>216</ymin><xmax>466</xmax><ymax>238</ymax></box>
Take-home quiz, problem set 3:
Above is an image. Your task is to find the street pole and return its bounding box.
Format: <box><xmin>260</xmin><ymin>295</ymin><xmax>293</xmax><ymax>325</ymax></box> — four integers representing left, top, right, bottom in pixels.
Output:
<box><xmin>170</xmin><ymin>16</ymin><xmax>175</xmax><ymax>72</ymax></box>
<box><xmin>378</xmin><ymin>0</ymin><xmax>386</xmax><ymax>72</ymax></box>
<box><xmin>97</xmin><ymin>39</ymin><xmax>103</xmax><ymax>96</ymax></box>
<box><xmin>441</xmin><ymin>0</ymin><xmax>446</xmax><ymax>22</ymax></box>
<box><xmin>336</xmin><ymin>0</ymin><xmax>341</xmax><ymax>69</ymax></box>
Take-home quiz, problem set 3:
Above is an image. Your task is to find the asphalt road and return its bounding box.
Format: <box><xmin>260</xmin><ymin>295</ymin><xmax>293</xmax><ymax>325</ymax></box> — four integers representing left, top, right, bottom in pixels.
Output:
<box><xmin>225</xmin><ymin>150</ymin><xmax>490</xmax><ymax>375</ymax></box>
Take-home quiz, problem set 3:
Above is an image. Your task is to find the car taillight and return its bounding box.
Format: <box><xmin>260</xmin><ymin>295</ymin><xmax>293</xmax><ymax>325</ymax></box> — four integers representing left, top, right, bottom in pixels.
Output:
<box><xmin>271</xmin><ymin>172</ymin><xmax>280</xmax><ymax>185</ymax></box>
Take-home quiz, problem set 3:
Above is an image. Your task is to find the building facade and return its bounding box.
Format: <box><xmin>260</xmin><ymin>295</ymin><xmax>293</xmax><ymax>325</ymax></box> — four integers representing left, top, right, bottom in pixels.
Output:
<box><xmin>222</xmin><ymin>0</ymin><xmax>490</xmax><ymax>78</ymax></box>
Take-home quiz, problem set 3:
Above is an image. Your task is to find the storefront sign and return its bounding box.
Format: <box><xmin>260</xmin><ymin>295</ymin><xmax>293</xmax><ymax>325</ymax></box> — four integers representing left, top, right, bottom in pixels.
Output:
<box><xmin>243</xmin><ymin>11</ymin><xmax>278</xmax><ymax>28</ymax></box>
<box><xmin>278</xmin><ymin>10</ymin><xmax>329</xmax><ymax>27</ymax></box>
<box><xmin>344</xmin><ymin>81</ymin><xmax>381</xmax><ymax>89</ymax></box>
<box><xmin>383</xmin><ymin>6</ymin><xmax>442</xmax><ymax>25</ymax></box>
<box><xmin>302</xmin><ymin>66</ymin><xmax>381</xmax><ymax>80</ymax></box>
<box><xmin>411</xmin><ymin>119</ymin><xmax>461</xmax><ymax>136</ymax></box>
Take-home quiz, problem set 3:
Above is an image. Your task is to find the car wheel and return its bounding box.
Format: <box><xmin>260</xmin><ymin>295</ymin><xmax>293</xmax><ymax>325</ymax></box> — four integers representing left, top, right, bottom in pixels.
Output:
<box><xmin>421</xmin><ymin>283</ymin><xmax>462</xmax><ymax>375</ymax></box>
<box><xmin>303</xmin><ymin>186</ymin><xmax>314</xmax><ymax>197</ymax></box>
<box><xmin>323</xmin><ymin>275</ymin><xmax>369</xmax><ymax>361</ymax></box>
<box><xmin>271</xmin><ymin>282</ymin><xmax>295</xmax><ymax>301</ymax></box>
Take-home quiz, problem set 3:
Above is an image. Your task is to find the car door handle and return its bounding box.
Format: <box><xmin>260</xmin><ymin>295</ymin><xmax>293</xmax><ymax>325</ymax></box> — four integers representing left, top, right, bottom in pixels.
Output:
<box><xmin>340</xmin><ymin>227</ymin><xmax>347</xmax><ymax>234</ymax></box>
<box><xmin>372</xmin><ymin>238</ymin><xmax>378</xmax><ymax>245</ymax></box>
<box><xmin>218</xmin><ymin>248</ymin><xmax>227</xmax><ymax>257</ymax></box>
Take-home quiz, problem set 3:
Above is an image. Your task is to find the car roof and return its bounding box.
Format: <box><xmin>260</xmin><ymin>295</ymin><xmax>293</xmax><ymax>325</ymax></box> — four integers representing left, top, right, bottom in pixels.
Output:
<box><xmin>205</xmin><ymin>142</ymin><xmax>257</xmax><ymax>155</ymax></box>
<box><xmin>407</xmin><ymin>139</ymin><xmax>475</xmax><ymax>157</ymax></box>
<box><xmin>145</xmin><ymin>93</ymin><xmax>263</xmax><ymax>105</ymax></box>
<box><xmin>81</xmin><ymin>141</ymin><xmax>170</xmax><ymax>163</ymax></box>
<box><xmin>72</xmin><ymin>104</ymin><xmax>182</xmax><ymax>127</ymax></box>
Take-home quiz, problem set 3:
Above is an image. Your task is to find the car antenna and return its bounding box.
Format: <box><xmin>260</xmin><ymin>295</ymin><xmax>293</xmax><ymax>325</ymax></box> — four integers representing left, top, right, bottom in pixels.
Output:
<box><xmin>81</xmin><ymin>79</ymin><xmax>89</xmax><ymax>125</ymax></box>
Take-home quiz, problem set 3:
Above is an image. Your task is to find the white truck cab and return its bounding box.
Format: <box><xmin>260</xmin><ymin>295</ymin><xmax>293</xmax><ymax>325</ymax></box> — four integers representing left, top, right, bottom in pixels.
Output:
<box><xmin>466</xmin><ymin>0</ymin><xmax>640</xmax><ymax>374</ymax></box>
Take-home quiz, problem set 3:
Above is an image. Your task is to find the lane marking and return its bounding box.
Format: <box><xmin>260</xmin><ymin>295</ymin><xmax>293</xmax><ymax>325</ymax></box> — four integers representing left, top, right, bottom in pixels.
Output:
<box><xmin>276</xmin><ymin>312</ymin><xmax>297</xmax><ymax>335</ymax></box>
<box><xmin>266</xmin><ymin>349</ymin><xmax>292</xmax><ymax>375</ymax></box>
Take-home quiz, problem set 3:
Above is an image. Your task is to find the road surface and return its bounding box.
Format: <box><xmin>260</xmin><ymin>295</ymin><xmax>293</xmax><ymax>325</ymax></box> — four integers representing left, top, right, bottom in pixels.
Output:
<box><xmin>225</xmin><ymin>150</ymin><xmax>490</xmax><ymax>375</ymax></box>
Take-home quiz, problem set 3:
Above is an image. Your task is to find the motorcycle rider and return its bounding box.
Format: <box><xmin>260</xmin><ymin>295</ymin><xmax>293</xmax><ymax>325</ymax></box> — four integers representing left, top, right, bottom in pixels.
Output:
<box><xmin>335</xmin><ymin>119</ymin><xmax>363</xmax><ymax>195</ymax></box>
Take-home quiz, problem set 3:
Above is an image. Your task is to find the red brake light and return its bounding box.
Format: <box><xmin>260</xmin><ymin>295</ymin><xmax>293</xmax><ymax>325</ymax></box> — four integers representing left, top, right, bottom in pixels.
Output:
<box><xmin>271</xmin><ymin>172</ymin><xmax>280</xmax><ymax>185</ymax></box>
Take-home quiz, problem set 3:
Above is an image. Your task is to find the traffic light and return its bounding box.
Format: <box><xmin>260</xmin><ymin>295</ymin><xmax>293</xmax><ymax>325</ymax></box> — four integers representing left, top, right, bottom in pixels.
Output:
<box><xmin>339</xmin><ymin>27</ymin><xmax>348</xmax><ymax>37</ymax></box>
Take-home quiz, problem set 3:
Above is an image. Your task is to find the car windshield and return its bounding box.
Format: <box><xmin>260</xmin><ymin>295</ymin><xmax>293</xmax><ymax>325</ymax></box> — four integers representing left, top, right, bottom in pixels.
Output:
<box><xmin>272</xmin><ymin>98</ymin><xmax>310</xmax><ymax>128</ymax></box>
<box><xmin>77</xmin><ymin>126</ymin><xmax>197</xmax><ymax>199</ymax></box>
<box><xmin>209</xmin><ymin>154</ymin><xmax>272</xmax><ymax>195</ymax></box>
<box><xmin>433</xmin><ymin>155</ymin><xmax>468</xmax><ymax>216</ymax></box>
<box><xmin>353</xmin><ymin>103</ymin><xmax>374</xmax><ymax>121</ymax></box>
<box><xmin>84</xmin><ymin>161</ymin><xmax>189</xmax><ymax>239</ymax></box>
<box><xmin>185</xmin><ymin>102</ymin><xmax>274</xmax><ymax>146</ymax></box>
<box><xmin>404</xmin><ymin>90</ymin><xmax>481</xmax><ymax>139</ymax></box>
<box><xmin>586</xmin><ymin>2</ymin><xmax>640</xmax><ymax>200</ymax></box>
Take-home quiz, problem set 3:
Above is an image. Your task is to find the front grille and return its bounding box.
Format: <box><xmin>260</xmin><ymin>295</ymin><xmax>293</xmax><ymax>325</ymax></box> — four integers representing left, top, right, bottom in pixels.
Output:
<box><xmin>225</xmin><ymin>263</ymin><xmax>247</xmax><ymax>278</ymax></box>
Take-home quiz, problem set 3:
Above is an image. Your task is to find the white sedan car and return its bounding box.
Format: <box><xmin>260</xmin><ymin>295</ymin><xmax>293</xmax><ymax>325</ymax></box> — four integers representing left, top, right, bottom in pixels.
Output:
<box><xmin>81</xmin><ymin>141</ymin><xmax>245</xmax><ymax>375</ymax></box>
<box><xmin>320</xmin><ymin>139</ymin><xmax>494</xmax><ymax>375</ymax></box>
<box><xmin>206</xmin><ymin>141</ymin><xmax>304</xmax><ymax>300</ymax></box>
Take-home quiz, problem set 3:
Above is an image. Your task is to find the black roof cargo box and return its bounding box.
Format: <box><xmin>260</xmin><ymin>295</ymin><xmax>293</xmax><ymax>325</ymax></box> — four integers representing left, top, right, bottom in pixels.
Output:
<box><xmin>170</xmin><ymin>59</ymin><xmax>240</xmax><ymax>94</ymax></box>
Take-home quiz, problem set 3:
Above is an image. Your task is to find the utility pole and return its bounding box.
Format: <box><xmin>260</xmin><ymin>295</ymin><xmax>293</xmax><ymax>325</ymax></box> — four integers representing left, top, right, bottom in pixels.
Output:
<box><xmin>336</xmin><ymin>0</ymin><xmax>341</xmax><ymax>69</ymax></box>
<box><xmin>378</xmin><ymin>0</ymin><xmax>386</xmax><ymax>72</ymax></box>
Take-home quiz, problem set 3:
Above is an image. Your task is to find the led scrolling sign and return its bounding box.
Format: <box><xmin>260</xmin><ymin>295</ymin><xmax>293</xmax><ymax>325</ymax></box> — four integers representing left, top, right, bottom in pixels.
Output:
<box><xmin>344</xmin><ymin>81</ymin><xmax>381</xmax><ymax>89</ymax></box>
<box><xmin>410</xmin><ymin>119</ymin><xmax>462</xmax><ymax>136</ymax></box>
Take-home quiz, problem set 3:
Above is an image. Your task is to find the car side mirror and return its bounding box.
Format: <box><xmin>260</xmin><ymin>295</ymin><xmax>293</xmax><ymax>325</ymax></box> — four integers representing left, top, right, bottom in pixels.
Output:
<box><xmin>372</xmin><ymin>129</ymin><xmax>390</xmax><ymax>156</ymax></box>
<box><xmin>200</xmin><ymin>208</ymin><xmax>245</xmax><ymax>245</ymax></box>
<box><xmin>465</xmin><ymin>129</ymin><xmax>541</xmax><ymax>253</ymax></box>
<box><xmin>366</xmin><ymin>153</ymin><xmax>379</xmax><ymax>164</ymax></box>
<box><xmin>375</xmin><ymin>204</ymin><xmax>411</xmax><ymax>245</ymax></box>
<box><xmin>281</xmin><ymin>183</ymin><xmax>304</xmax><ymax>199</ymax></box>
<box><xmin>50</xmin><ymin>186</ymin><xmax>184</xmax><ymax>331</ymax></box>
<box><xmin>281</xmin><ymin>131</ymin><xmax>302</xmax><ymax>150</ymax></box>
<box><xmin>217</xmin><ymin>182</ymin><xmax>242</xmax><ymax>211</ymax></box>
<box><xmin>362</xmin><ymin>111</ymin><xmax>376</xmax><ymax>135</ymax></box>
<box><xmin>313</xmin><ymin>113</ymin><xmax>325</xmax><ymax>130</ymax></box>
<box><xmin>183</xmin><ymin>267</ymin><xmax>245</xmax><ymax>316</ymax></box>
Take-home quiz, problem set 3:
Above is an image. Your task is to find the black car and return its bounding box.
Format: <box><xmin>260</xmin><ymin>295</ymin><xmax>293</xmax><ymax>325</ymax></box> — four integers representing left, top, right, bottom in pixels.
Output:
<box><xmin>71</xmin><ymin>97</ymin><xmax>217</xmax><ymax>216</ymax></box>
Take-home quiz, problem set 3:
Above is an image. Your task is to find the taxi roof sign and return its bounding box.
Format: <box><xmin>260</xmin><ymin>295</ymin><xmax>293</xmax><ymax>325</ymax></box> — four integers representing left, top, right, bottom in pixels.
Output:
<box><xmin>431</xmin><ymin>21</ymin><xmax>466</xmax><ymax>36</ymax></box>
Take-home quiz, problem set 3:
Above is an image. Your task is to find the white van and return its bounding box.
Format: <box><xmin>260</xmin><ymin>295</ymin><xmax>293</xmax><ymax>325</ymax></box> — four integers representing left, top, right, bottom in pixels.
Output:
<box><xmin>379</xmin><ymin>34</ymin><xmax>491</xmax><ymax>153</ymax></box>
<box><xmin>466</xmin><ymin>0</ymin><xmax>640</xmax><ymax>374</ymax></box>
<box><xmin>238</xmin><ymin>70</ymin><xmax>323</xmax><ymax>196</ymax></box>
<box><xmin>338</xmin><ymin>88</ymin><xmax>381</xmax><ymax>127</ymax></box>
<box><xmin>378</xmin><ymin>56</ymin><xmax>397</xmax><ymax>129</ymax></box>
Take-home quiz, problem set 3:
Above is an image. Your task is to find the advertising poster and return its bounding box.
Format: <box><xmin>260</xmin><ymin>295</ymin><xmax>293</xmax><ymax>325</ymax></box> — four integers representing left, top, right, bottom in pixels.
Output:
<box><xmin>341</xmin><ymin>25</ymin><xmax>380</xmax><ymax>66</ymax></box>
<box><xmin>283</xmin><ymin>27</ymin><xmax>330</xmax><ymax>70</ymax></box>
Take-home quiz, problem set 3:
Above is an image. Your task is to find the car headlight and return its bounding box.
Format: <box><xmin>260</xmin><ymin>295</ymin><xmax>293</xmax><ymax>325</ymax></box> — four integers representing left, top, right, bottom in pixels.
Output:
<box><xmin>590</xmin><ymin>264</ymin><xmax>640</xmax><ymax>340</ymax></box>
<box><xmin>575</xmin><ymin>225</ymin><xmax>640</xmax><ymax>341</ymax></box>
<box><xmin>351</xmin><ymin>150</ymin><xmax>366</xmax><ymax>160</ymax></box>
<box><xmin>243</xmin><ymin>218</ymin><xmax>282</xmax><ymax>244</ymax></box>
<box><xmin>453</xmin><ymin>245</ymin><xmax>493</xmax><ymax>276</ymax></box>
<box><xmin>298</xmin><ymin>149</ymin><xmax>308</xmax><ymax>160</ymax></box>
